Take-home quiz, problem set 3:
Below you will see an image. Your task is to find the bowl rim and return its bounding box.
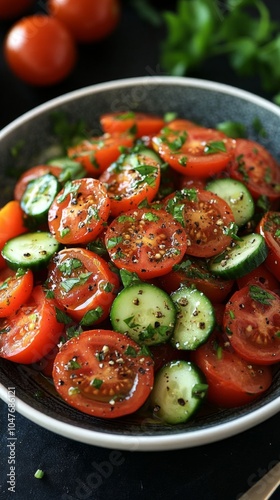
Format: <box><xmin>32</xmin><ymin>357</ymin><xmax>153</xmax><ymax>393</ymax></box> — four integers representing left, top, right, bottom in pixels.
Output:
<box><xmin>1</xmin><ymin>75</ymin><xmax>280</xmax><ymax>451</ymax></box>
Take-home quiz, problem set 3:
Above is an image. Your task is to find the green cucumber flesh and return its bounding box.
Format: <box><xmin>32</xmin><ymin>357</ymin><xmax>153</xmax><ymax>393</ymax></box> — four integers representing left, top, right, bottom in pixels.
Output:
<box><xmin>171</xmin><ymin>286</ymin><xmax>215</xmax><ymax>350</ymax></box>
<box><xmin>209</xmin><ymin>233</ymin><xmax>268</xmax><ymax>279</ymax></box>
<box><xmin>150</xmin><ymin>360</ymin><xmax>208</xmax><ymax>424</ymax></box>
<box><xmin>21</xmin><ymin>173</ymin><xmax>61</xmax><ymax>223</ymax></box>
<box><xmin>206</xmin><ymin>178</ymin><xmax>254</xmax><ymax>226</ymax></box>
<box><xmin>110</xmin><ymin>282</ymin><xmax>176</xmax><ymax>345</ymax></box>
<box><xmin>2</xmin><ymin>231</ymin><xmax>60</xmax><ymax>270</ymax></box>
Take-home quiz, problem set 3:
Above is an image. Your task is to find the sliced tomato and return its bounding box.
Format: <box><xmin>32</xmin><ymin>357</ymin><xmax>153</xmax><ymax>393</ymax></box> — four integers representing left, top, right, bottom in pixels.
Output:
<box><xmin>164</xmin><ymin>188</ymin><xmax>235</xmax><ymax>258</ymax></box>
<box><xmin>229</xmin><ymin>139</ymin><xmax>280</xmax><ymax>202</ymax></box>
<box><xmin>105</xmin><ymin>208</ymin><xmax>188</xmax><ymax>279</ymax></box>
<box><xmin>67</xmin><ymin>133</ymin><xmax>133</xmax><ymax>177</ymax></box>
<box><xmin>157</xmin><ymin>256</ymin><xmax>234</xmax><ymax>303</ymax></box>
<box><xmin>14</xmin><ymin>165</ymin><xmax>62</xmax><ymax>201</ymax></box>
<box><xmin>0</xmin><ymin>285</ymin><xmax>63</xmax><ymax>364</ymax></box>
<box><xmin>224</xmin><ymin>285</ymin><xmax>280</xmax><ymax>365</ymax></box>
<box><xmin>152</xmin><ymin>125</ymin><xmax>235</xmax><ymax>178</ymax></box>
<box><xmin>100</xmin><ymin>111</ymin><xmax>165</xmax><ymax>138</ymax></box>
<box><xmin>99</xmin><ymin>150</ymin><xmax>161</xmax><ymax>217</ymax></box>
<box><xmin>47</xmin><ymin>247</ymin><xmax>120</xmax><ymax>324</ymax></box>
<box><xmin>191</xmin><ymin>329</ymin><xmax>272</xmax><ymax>408</ymax></box>
<box><xmin>0</xmin><ymin>267</ymin><xmax>33</xmax><ymax>317</ymax></box>
<box><xmin>257</xmin><ymin>211</ymin><xmax>280</xmax><ymax>282</ymax></box>
<box><xmin>0</xmin><ymin>200</ymin><xmax>28</xmax><ymax>270</ymax></box>
<box><xmin>52</xmin><ymin>329</ymin><xmax>154</xmax><ymax>418</ymax></box>
<box><xmin>48</xmin><ymin>178</ymin><xmax>110</xmax><ymax>245</ymax></box>
<box><xmin>237</xmin><ymin>262</ymin><xmax>280</xmax><ymax>293</ymax></box>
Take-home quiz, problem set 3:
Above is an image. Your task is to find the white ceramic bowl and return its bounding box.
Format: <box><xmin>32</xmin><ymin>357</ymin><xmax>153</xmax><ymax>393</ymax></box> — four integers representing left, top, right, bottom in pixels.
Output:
<box><xmin>1</xmin><ymin>76</ymin><xmax>280</xmax><ymax>451</ymax></box>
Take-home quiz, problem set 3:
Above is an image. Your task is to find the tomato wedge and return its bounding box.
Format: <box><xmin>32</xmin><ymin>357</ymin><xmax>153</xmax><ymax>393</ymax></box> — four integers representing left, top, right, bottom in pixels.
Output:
<box><xmin>191</xmin><ymin>329</ymin><xmax>272</xmax><ymax>408</ymax></box>
<box><xmin>52</xmin><ymin>329</ymin><xmax>154</xmax><ymax>418</ymax></box>
<box><xmin>258</xmin><ymin>211</ymin><xmax>280</xmax><ymax>282</ymax></box>
<box><xmin>164</xmin><ymin>188</ymin><xmax>235</xmax><ymax>258</ymax></box>
<box><xmin>105</xmin><ymin>208</ymin><xmax>188</xmax><ymax>279</ymax></box>
<box><xmin>67</xmin><ymin>133</ymin><xmax>133</xmax><ymax>177</ymax></box>
<box><xmin>0</xmin><ymin>285</ymin><xmax>63</xmax><ymax>364</ymax></box>
<box><xmin>229</xmin><ymin>139</ymin><xmax>280</xmax><ymax>202</ymax></box>
<box><xmin>100</xmin><ymin>111</ymin><xmax>165</xmax><ymax>138</ymax></box>
<box><xmin>47</xmin><ymin>247</ymin><xmax>120</xmax><ymax>324</ymax></box>
<box><xmin>48</xmin><ymin>178</ymin><xmax>110</xmax><ymax>244</ymax></box>
<box><xmin>224</xmin><ymin>285</ymin><xmax>280</xmax><ymax>365</ymax></box>
<box><xmin>237</xmin><ymin>263</ymin><xmax>280</xmax><ymax>293</ymax></box>
<box><xmin>152</xmin><ymin>125</ymin><xmax>235</xmax><ymax>178</ymax></box>
<box><xmin>99</xmin><ymin>149</ymin><xmax>161</xmax><ymax>217</ymax></box>
<box><xmin>0</xmin><ymin>267</ymin><xmax>33</xmax><ymax>317</ymax></box>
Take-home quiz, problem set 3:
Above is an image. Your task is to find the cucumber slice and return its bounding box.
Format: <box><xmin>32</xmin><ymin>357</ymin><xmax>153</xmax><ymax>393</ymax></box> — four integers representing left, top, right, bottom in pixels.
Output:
<box><xmin>2</xmin><ymin>231</ymin><xmax>60</xmax><ymax>270</ymax></box>
<box><xmin>170</xmin><ymin>286</ymin><xmax>215</xmax><ymax>350</ymax></box>
<box><xmin>150</xmin><ymin>360</ymin><xmax>208</xmax><ymax>424</ymax></box>
<box><xmin>209</xmin><ymin>233</ymin><xmax>268</xmax><ymax>279</ymax></box>
<box><xmin>110</xmin><ymin>282</ymin><xmax>176</xmax><ymax>345</ymax></box>
<box><xmin>21</xmin><ymin>173</ymin><xmax>61</xmax><ymax>224</ymax></box>
<box><xmin>48</xmin><ymin>157</ymin><xmax>86</xmax><ymax>182</ymax></box>
<box><xmin>206</xmin><ymin>178</ymin><xmax>254</xmax><ymax>226</ymax></box>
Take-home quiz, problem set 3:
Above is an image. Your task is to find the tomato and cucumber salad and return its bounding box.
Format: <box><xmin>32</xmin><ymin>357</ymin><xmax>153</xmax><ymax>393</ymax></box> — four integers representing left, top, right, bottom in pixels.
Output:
<box><xmin>1</xmin><ymin>109</ymin><xmax>280</xmax><ymax>425</ymax></box>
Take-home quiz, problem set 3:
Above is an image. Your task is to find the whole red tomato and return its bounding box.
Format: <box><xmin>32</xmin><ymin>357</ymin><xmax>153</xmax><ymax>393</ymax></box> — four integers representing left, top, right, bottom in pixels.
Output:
<box><xmin>48</xmin><ymin>0</ymin><xmax>121</xmax><ymax>43</ymax></box>
<box><xmin>4</xmin><ymin>15</ymin><xmax>77</xmax><ymax>86</ymax></box>
<box><xmin>0</xmin><ymin>0</ymin><xmax>34</xmax><ymax>20</ymax></box>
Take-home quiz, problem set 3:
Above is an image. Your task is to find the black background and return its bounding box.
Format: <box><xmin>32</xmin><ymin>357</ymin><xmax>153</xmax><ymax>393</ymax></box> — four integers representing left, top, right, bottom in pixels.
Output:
<box><xmin>1</xmin><ymin>1</ymin><xmax>280</xmax><ymax>499</ymax></box>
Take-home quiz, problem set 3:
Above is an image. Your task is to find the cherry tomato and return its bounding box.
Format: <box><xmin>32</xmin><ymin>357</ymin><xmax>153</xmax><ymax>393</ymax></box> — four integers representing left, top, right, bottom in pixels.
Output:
<box><xmin>0</xmin><ymin>0</ymin><xmax>34</xmax><ymax>20</ymax></box>
<box><xmin>99</xmin><ymin>150</ymin><xmax>161</xmax><ymax>217</ymax></box>
<box><xmin>4</xmin><ymin>15</ymin><xmax>77</xmax><ymax>86</ymax></box>
<box><xmin>164</xmin><ymin>188</ymin><xmax>235</xmax><ymax>258</ymax></box>
<box><xmin>191</xmin><ymin>329</ymin><xmax>272</xmax><ymax>408</ymax></box>
<box><xmin>0</xmin><ymin>268</ymin><xmax>33</xmax><ymax>317</ymax></box>
<box><xmin>237</xmin><ymin>262</ymin><xmax>280</xmax><ymax>293</ymax></box>
<box><xmin>47</xmin><ymin>247</ymin><xmax>120</xmax><ymax>323</ymax></box>
<box><xmin>100</xmin><ymin>111</ymin><xmax>165</xmax><ymax>138</ymax></box>
<box><xmin>224</xmin><ymin>285</ymin><xmax>280</xmax><ymax>365</ymax></box>
<box><xmin>229</xmin><ymin>139</ymin><xmax>280</xmax><ymax>203</ymax></box>
<box><xmin>67</xmin><ymin>133</ymin><xmax>133</xmax><ymax>177</ymax></box>
<box><xmin>157</xmin><ymin>256</ymin><xmax>234</xmax><ymax>303</ymax></box>
<box><xmin>105</xmin><ymin>207</ymin><xmax>188</xmax><ymax>279</ymax></box>
<box><xmin>48</xmin><ymin>178</ymin><xmax>110</xmax><ymax>245</ymax></box>
<box><xmin>152</xmin><ymin>125</ymin><xmax>236</xmax><ymax>178</ymax></box>
<box><xmin>48</xmin><ymin>0</ymin><xmax>120</xmax><ymax>43</ymax></box>
<box><xmin>0</xmin><ymin>285</ymin><xmax>63</xmax><ymax>364</ymax></box>
<box><xmin>258</xmin><ymin>211</ymin><xmax>280</xmax><ymax>282</ymax></box>
<box><xmin>0</xmin><ymin>200</ymin><xmax>28</xmax><ymax>270</ymax></box>
<box><xmin>52</xmin><ymin>329</ymin><xmax>154</xmax><ymax>418</ymax></box>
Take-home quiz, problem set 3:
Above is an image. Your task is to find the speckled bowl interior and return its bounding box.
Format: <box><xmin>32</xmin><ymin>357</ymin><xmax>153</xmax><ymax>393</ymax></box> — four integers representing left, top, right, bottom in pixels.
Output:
<box><xmin>1</xmin><ymin>76</ymin><xmax>280</xmax><ymax>451</ymax></box>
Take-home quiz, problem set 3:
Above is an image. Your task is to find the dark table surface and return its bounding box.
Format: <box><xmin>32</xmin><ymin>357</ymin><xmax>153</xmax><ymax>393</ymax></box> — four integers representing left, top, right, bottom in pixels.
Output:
<box><xmin>1</xmin><ymin>1</ymin><xmax>280</xmax><ymax>499</ymax></box>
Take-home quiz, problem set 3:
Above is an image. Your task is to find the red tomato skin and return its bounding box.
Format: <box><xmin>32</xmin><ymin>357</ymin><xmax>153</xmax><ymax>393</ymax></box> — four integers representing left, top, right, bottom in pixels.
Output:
<box><xmin>105</xmin><ymin>208</ymin><xmax>188</xmax><ymax>279</ymax></box>
<box><xmin>0</xmin><ymin>201</ymin><xmax>28</xmax><ymax>267</ymax></box>
<box><xmin>47</xmin><ymin>247</ymin><xmax>120</xmax><ymax>323</ymax></box>
<box><xmin>52</xmin><ymin>329</ymin><xmax>154</xmax><ymax>418</ymax></box>
<box><xmin>237</xmin><ymin>263</ymin><xmax>280</xmax><ymax>294</ymax></box>
<box><xmin>0</xmin><ymin>268</ymin><xmax>33</xmax><ymax>317</ymax></box>
<box><xmin>4</xmin><ymin>15</ymin><xmax>77</xmax><ymax>86</ymax></box>
<box><xmin>224</xmin><ymin>285</ymin><xmax>280</xmax><ymax>365</ymax></box>
<box><xmin>0</xmin><ymin>0</ymin><xmax>34</xmax><ymax>19</ymax></box>
<box><xmin>0</xmin><ymin>286</ymin><xmax>63</xmax><ymax>364</ymax></box>
<box><xmin>48</xmin><ymin>0</ymin><xmax>121</xmax><ymax>43</ymax></box>
<box><xmin>229</xmin><ymin>139</ymin><xmax>280</xmax><ymax>202</ymax></box>
<box><xmin>191</xmin><ymin>332</ymin><xmax>272</xmax><ymax>408</ymax></box>
<box><xmin>48</xmin><ymin>178</ymin><xmax>111</xmax><ymax>245</ymax></box>
<box><xmin>100</xmin><ymin>111</ymin><xmax>165</xmax><ymax>138</ymax></box>
<box><xmin>257</xmin><ymin>212</ymin><xmax>280</xmax><ymax>282</ymax></box>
